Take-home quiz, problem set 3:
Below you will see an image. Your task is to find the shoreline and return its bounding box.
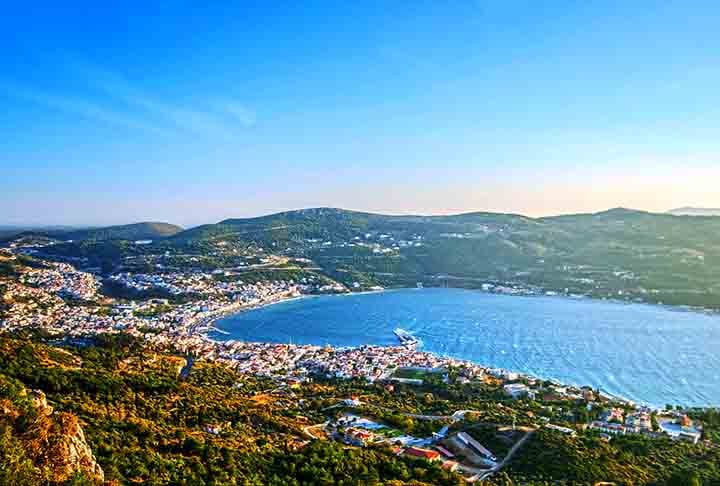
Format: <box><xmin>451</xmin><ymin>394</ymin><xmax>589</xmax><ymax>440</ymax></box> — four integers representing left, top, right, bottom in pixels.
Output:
<box><xmin>186</xmin><ymin>287</ymin><xmax>719</xmax><ymax>410</ymax></box>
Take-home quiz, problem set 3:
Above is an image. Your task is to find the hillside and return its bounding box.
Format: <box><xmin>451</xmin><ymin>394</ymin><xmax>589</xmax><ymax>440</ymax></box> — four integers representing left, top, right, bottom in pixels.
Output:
<box><xmin>0</xmin><ymin>332</ymin><xmax>718</xmax><ymax>485</ymax></box>
<box><xmin>171</xmin><ymin>207</ymin><xmax>537</xmax><ymax>246</ymax></box>
<box><xmin>1</xmin><ymin>223</ymin><xmax>184</xmax><ymax>245</ymax></box>
<box><xmin>60</xmin><ymin>222</ymin><xmax>183</xmax><ymax>241</ymax></box>
<box><xmin>16</xmin><ymin>207</ymin><xmax>720</xmax><ymax>309</ymax></box>
<box><xmin>0</xmin><ymin>333</ymin><xmax>463</xmax><ymax>485</ymax></box>
<box><xmin>167</xmin><ymin>207</ymin><xmax>720</xmax><ymax>308</ymax></box>
<box><xmin>0</xmin><ymin>372</ymin><xmax>104</xmax><ymax>484</ymax></box>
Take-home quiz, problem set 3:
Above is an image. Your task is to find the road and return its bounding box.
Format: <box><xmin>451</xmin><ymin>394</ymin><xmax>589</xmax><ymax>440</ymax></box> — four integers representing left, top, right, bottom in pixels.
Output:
<box><xmin>473</xmin><ymin>429</ymin><xmax>536</xmax><ymax>482</ymax></box>
<box><xmin>302</xmin><ymin>421</ymin><xmax>330</xmax><ymax>440</ymax></box>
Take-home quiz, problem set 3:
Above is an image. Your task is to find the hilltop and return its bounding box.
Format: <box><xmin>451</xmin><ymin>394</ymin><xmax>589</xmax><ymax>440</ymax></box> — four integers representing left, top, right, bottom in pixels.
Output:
<box><xmin>3</xmin><ymin>222</ymin><xmax>184</xmax><ymax>244</ymax></box>
<box><xmin>60</xmin><ymin>222</ymin><xmax>184</xmax><ymax>241</ymax></box>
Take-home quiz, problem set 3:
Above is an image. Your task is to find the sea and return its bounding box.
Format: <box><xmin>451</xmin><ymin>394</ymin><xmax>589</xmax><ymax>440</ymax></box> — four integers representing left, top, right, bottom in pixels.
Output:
<box><xmin>213</xmin><ymin>287</ymin><xmax>720</xmax><ymax>408</ymax></box>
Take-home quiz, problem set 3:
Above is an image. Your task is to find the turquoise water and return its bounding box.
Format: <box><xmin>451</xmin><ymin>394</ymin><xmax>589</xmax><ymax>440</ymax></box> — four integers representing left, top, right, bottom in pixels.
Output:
<box><xmin>214</xmin><ymin>288</ymin><xmax>720</xmax><ymax>407</ymax></box>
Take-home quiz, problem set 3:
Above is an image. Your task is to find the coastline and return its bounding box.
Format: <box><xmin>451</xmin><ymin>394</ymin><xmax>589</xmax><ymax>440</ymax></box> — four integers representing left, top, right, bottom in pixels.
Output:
<box><xmin>189</xmin><ymin>291</ymin><xmax>309</xmax><ymax>336</ymax></box>
<box><xmin>190</xmin><ymin>286</ymin><xmax>719</xmax><ymax>409</ymax></box>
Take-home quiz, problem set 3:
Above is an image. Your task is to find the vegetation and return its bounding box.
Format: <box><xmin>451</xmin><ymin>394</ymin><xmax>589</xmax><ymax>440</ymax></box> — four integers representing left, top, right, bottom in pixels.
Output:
<box><xmin>0</xmin><ymin>333</ymin><xmax>462</xmax><ymax>485</ymax></box>
<box><xmin>0</xmin><ymin>332</ymin><xmax>718</xmax><ymax>484</ymax></box>
<box><xmin>29</xmin><ymin>207</ymin><xmax>720</xmax><ymax>309</ymax></box>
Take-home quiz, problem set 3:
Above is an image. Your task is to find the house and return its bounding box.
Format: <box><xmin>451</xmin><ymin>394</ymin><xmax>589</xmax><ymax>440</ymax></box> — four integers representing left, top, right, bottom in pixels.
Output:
<box><xmin>344</xmin><ymin>428</ymin><xmax>374</xmax><ymax>447</ymax></box>
<box><xmin>404</xmin><ymin>447</ymin><xmax>441</xmax><ymax>462</ymax></box>
<box><xmin>441</xmin><ymin>460</ymin><xmax>459</xmax><ymax>472</ymax></box>
<box><xmin>503</xmin><ymin>383</ymin><xmax>530</xmax><ymax>399</ymax></box>
<box><xmin>545</xmin><ymin>424</ymin><xmax>577</xmax><ymax>436</ymax></box>
<box><xmin>343</xmin><ymin>396</ymin><xmax>363</xmax><ymax>407</ymax></box>
<box><xmin>601</xmin><ymin>407</ymin><xmax>625</xmax><ymax>423</ymax></box>
<box><xmin>205</xmin><ymin>424</ymin><xmax>224</xmax><ymax>435</ymax></box>
<box><xmin>625</xmin><ymin>412</ymin><xmax>652</xmax><ymax>432</ymax></box>
<box><xmin>582</xmin><ymin>389</ymin><xmax>595</xmax><ymax>402</ymax></box>
<box><xmin>589</xmin><ymin>421</ymin><xmax>626</xmax><ymax>436</ymax></box>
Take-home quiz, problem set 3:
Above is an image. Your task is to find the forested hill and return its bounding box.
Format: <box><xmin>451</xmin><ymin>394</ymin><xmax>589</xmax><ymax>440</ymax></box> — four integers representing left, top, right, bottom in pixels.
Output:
<box><xmin>11</xmin><ymin>207</ymin><xmax>720</xmax><ymax>308</ymax></box>
<box><xmin>169</xmin><ymin>207</ymin><xmax>539</xmax><ymax>244</ymax></box>
<box><xmin>62</xmin><ymin>222</ymin><xmax>184</xmax><ymax>241</ymax></box>
<box><xmin>6</xmin><ymin>222</ymin><xmax>184</xmax><ymax>243</ymax></box>
<box><xmin>166</xmin><ymin>207</ymin><xmax>720</xmax><ymax>308</ymax></box>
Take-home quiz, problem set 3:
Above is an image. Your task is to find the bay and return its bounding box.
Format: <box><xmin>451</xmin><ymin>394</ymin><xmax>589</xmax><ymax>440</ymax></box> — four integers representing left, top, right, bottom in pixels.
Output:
<box><xmin>213</xmin><ymin>288</ymin><xmax>720</xmax><ymax>407</ymax></box>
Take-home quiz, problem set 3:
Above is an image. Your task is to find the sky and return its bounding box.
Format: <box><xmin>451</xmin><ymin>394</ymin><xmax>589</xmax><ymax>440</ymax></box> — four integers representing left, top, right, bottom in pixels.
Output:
<box><xmin>2</xmin><ymin>1</ymin><xmax>720</xmax><ymax>227</ymax></box>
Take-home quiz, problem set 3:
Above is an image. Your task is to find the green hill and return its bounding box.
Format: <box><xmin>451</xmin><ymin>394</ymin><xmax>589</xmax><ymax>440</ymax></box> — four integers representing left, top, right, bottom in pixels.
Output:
<box><xmin>168</xmin><ymin>207</ymin><xmax>720</xmax><ymax>308</ymax></box>
<box><xmin>17</xmin><ymin>207</ymin><xmax>720</xmax><ymax>308</ymax></box>
<box><xmin>3</xmin><ymin>222</ymin><xmax>183</xmax><ymax>243</ymax></box>
<box><xmin>171</xmin><ymin>207</ymin><xmax>537</xmax><ymax>246</ymax></box>
<box><xmin>60</xmin><ymin>222</ymin><xmax>183</xmax><ymax>241</ymax></box>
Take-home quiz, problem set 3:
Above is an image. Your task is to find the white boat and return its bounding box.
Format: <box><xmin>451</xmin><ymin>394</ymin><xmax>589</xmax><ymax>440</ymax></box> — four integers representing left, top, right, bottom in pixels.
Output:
<box><xmin>394</xmin><ymin>328</ymin><xmax>420</xmax><ymax>346</ymax></box>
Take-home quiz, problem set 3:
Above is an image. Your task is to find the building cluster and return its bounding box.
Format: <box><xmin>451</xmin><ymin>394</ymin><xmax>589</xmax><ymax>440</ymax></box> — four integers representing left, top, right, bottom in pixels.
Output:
<box><xmin>21</xmin><ymin>262</ymin><xmax>100</xmax><ymax>300</ymax></box>
<box><xmin>196</xmin><ymin>340</ymin><xmax>487</xmax><ymax>384</ymax></box>
<box><xmin>109</xmin><ymin>270</ymin><xmax>345</xmax><ymax>297</ymax></box>
<box><xmin>588</xmin><ymin>408</ymin><xmax>702</xmax><ymax>443</ymax></box>
<box><xmin>0</xmin><ymin>258</ymin><xmax>332</xmax><ymax>344</ymax></box>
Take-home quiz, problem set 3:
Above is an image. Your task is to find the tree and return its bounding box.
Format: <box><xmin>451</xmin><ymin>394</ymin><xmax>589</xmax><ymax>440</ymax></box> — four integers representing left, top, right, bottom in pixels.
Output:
<box><xmin>666</xmin><ymin>469</ymin><xmax>701</xmax><ymax>486</ymax></box>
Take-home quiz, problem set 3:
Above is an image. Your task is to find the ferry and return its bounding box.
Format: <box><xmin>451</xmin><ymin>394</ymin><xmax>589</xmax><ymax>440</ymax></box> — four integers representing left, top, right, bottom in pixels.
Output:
<box><xmin>394</xmin><ymin>328</ymin><xmax>420</xmax><ymax>346</ymax></box>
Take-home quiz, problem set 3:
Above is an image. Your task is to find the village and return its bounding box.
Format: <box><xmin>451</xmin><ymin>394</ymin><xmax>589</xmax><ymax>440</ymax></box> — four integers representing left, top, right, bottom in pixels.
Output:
<box><xmin>0</xmin><ymin>246</ymin><xmax>708</xmax><ymax>481</ymax></box>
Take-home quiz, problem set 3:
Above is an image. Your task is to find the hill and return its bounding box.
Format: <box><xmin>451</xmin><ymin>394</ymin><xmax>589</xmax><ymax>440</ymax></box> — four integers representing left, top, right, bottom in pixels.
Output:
<box><xmin>59</xmin><ymin>222</ymin><xmax>183</xmax><ymax>241</ymax></box>
<box><xmin>168</xmin><ymin>207</ymin><xmax>720</xmax><ymax>308</ymax></box>
<box><xmin>18</xmin><ymin>207</ymin><xmax>720</xmax><ymax>308</ymax></box>
<box><xmin>1</xmin><ymin>223</ymin><xmax>184</xmax><ymax>244</ymax></box>
<box><xmin>171</xmin><ymin>207</ymin><xmax>537</xmax><ymax>246</ymax></box>
<box><xmin>668</xmin><ymin>207</ymin><xmax>720</xmax><ymax>217</ymax></box>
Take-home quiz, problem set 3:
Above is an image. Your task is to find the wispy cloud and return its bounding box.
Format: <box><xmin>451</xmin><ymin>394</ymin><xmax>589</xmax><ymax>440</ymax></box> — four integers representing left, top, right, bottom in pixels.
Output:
<box><xmin>213</xmin><ymin>100</ymin><xmax>257</xmax><ymax>127</ymax></box>
<box><xmin>2</xmin><ymin>60</ymin><xmax>257</xmax><ymax>140</ymax></box>
<box><xmin>0</xmin><ymin>82</ymin><xmax>175</xmax><ymax>137</ymax></box>
<box><xmin>76</xmin><ymin>62</ymin><xmax>256</xmax><ymax>138</ymax></box>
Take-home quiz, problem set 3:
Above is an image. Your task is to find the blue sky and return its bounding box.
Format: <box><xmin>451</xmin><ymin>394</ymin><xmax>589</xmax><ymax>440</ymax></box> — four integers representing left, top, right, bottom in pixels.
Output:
<box><xmin>2</xmin><ymin>1</ymin><xmax>720</xmax><ymax>226</ymax></box>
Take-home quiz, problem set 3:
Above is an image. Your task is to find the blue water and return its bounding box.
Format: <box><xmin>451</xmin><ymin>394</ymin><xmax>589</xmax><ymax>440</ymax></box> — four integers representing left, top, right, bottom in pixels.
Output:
<box><xmin>214</xmin><ymin>288</ymin><xmax>720</xmax><ymax>407</ymax></box>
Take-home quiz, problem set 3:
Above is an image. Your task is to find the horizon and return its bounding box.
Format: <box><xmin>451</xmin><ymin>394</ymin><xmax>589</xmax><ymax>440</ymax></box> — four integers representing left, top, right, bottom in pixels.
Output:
<box><xmin>1</xmin><ymin>204</ymin><xmax>715</xmax><ymax>230</ymax></box>
<box><xmin>4</xmin><ymin>2</ymin><xmax>720</xmax><ymax>226</ymax></box>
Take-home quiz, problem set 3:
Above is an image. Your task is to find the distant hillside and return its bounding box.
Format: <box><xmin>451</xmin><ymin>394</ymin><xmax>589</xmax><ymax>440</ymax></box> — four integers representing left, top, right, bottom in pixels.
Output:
<box><xmin>0</xmin><ymin>225</ymin><xmax>79</xmax><ymax>240</ymax></box>
<box><xmin>171</xmin><ymin>207</ymin><xmax>537</xmax><ymax>245</ymax></box>
<box><xmin>668</xmin><ymin>207</ymin><xmax>720</xmax><ymax>217</ymax></box>
<box><xmin>20</xmin><ymin>207</ymin><xmax>720</xmax><ymax>308</ymax></box>
<box><xmin>59</xmin><ymin>222</ymin><xmax>183</xmax><ymax>241</ymax></box>
<box><xmin>168</xmin><ymin>207</ymin><xmax>720</xmax><ymax>308</ymax></box>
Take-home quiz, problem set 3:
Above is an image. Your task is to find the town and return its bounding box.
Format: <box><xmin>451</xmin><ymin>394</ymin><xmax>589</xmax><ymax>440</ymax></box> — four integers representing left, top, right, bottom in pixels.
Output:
<box><xmin>0</xmin><ymin>240</ymin><xmax>711</xmax><ymax>483</ymax></box>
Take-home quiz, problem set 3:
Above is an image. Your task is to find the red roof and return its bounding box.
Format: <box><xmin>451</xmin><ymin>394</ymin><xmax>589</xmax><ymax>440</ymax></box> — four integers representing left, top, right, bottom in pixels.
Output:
<box><xmin>404</xmin><ymin>447</ymin><xmax>440</xmax><ymax>461</ymax></box>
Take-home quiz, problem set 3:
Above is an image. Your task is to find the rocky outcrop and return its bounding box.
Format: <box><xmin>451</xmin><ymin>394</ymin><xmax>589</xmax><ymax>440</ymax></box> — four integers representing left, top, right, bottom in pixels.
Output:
<box><xmin>1</xmin><ymin>387</ymin><xmax>104</xmax><ymax>484</ymax></box>
<box><xmin>51</xmin><ymin>411</ymin><xmax>105</xmax><ymax>483</ymax></box>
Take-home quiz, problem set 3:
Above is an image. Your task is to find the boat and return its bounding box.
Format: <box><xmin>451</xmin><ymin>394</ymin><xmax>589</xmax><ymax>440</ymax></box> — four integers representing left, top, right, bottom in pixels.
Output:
<box><xmin>394</xmin><ymin>328</ymin><xmax>420</xmax><ymax>346</ymax></box>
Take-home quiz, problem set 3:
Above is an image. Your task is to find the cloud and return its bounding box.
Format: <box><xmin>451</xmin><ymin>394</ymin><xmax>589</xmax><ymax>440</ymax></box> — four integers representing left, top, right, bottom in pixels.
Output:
<box><xmin>214</xmin><ymin>101</ymin><xmax>257</xmax><ymax>127</ymax></box>
<box><xmin>75</xmin><ymin>63</ymin><xmax>255</xmax><ymax>138</ymax></box>
<box><xmin>1</xmin><ymin>60</ymin><xmax>257</xmax><ymax>141</ymax></box>
<box><xmin>0</xmin><ymin>82</ymin><xmax>175</xmax><ymax>137</ymax></box>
